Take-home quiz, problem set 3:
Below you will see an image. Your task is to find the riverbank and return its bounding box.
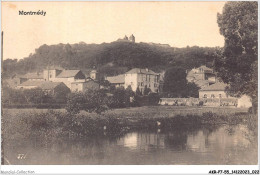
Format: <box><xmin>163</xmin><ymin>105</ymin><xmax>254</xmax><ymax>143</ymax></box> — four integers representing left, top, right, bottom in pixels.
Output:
<box><xmin>2</xmin><ymin>106</ymin><xmax>257</xmax><ymax>165</ymax></box>
<box><xmin>2</xmin><ymin>106</ymin><xmax>255</xmax><ymax>139</ymax></box>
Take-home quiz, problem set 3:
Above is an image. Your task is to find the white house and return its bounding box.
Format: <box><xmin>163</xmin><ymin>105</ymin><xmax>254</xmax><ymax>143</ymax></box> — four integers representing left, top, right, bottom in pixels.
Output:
<box><xmin>106</xmin><ymin>68</ymin><xmax>160</xmax><ymax>93</ymax></box>
<box><xmin>124</xmin><ymin>68</ymin><xmax>160</xmax><ymax>93</ymax></box>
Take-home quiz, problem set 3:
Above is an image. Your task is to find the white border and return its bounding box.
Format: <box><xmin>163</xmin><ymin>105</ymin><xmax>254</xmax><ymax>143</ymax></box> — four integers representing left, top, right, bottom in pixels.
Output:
<box><xmin>0</xmin><ymin>0</ymin><xmax>259</xmax><ymax>174</ymax></box>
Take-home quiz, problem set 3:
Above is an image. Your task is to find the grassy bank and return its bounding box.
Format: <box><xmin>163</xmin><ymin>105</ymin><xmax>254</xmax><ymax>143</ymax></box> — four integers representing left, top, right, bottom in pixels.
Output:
<box><xmin>2</xmin><ymin>106</ymin><xmax>256</xmax><ymax>141</ymax></box>
<box><xmin>2</xmin><ymin>106</ymin><xmax>257</xmax><ymax>165</ymax></box>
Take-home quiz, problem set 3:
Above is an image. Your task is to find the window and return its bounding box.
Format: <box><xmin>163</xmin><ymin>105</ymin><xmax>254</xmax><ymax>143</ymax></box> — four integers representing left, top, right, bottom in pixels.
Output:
<box><xmin>219</xmin><ymin>94</ymin><xmax>222</xmax><ymax>98</ymax></box>
<box><xmin>211</xmin><ymin>94</ymin><xmax>215</xmax><ymax>98</ymax></box>
<box><xmin>146</xmin><ymin>75</ymin><xmax>148</xmax><ymax>81</ymax></box>
<box><xmin>203</xmin><ymin>94</ymin><xmax>207</xmax><ymax>98</ymax></box>
<box><xmin>49</xmin><ymin>74</ymin><xmax>52</xmax><ymax>78</ymax></box>
<box><xmin>141</xmin><ymin>82</ymin><xmax>143</xmax><ymax>86</ymax></box>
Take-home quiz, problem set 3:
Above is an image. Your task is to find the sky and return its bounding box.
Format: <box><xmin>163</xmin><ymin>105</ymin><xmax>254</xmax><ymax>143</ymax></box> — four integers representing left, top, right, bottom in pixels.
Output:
<box><xmin>2</xmin><ymin>1</ymin><xmax>226</xmax><ymax>60</ymax></box>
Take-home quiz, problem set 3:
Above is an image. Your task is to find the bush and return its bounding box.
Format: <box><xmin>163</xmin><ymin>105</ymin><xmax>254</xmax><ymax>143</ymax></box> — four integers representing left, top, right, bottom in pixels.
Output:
<box><xmin>66</xmin><ymin>90</ymin><xmax>110</xmax><ymax>114</ymax></box>
<box><xmin>147</xmin><ymin>93</ymin><xmax>160</xmax><ymax>105</ymax></box>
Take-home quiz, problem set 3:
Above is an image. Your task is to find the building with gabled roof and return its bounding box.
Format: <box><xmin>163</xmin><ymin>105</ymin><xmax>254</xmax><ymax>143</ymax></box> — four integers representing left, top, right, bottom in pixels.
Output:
<box><xmin>125</xmin><ymin>68</ymin><xmax>158</xmax><ymax>75</ymax></box>
<box><xmin>18</xmin><ymin>72</ymin><xmax>44</xmax><ymax>84</ymax></box>
<box><xmin>56</xmin><ymin>70</ymin><xmax>84</xmax><ymax>78</ymax></box>
<box><xmin>125</xmin><ymin>68</ymin><xmax>160</xmax><ymax>93</ymax></box>
<box><xmin>106</xmin><ymin>74</ymin><xmax>125</xmax><ymax>88</ymax></box>
<box><xmin>71</xmin><ymin>79</ymin><xmax>100</xmax><ymax>92</ymax></box>
<box><xmin>187</xmin><ymin>65</ymin><xmax>216</xmax><ymax>88</ymax></box>
<box><xmin>199</xmin><ymin>82</ymin><xmax>229</xmax><ymax>98</ymax></box>
<box><xmin>43</xmin><ymin>67</ymin><xmax>86</xmax><ymax>89</ymax></box>
<box><xmin>199</xmin><ymin>82</ymin><xmax>252</xmax><ymax>108</ymax></box>
<box><xmin>106</xmin><ymin>68</ymin><xmax>160</xmax><ymax>93</ymax></box>
<box><xmin>17</xmin><ymin>80</ymin><xmax>70</xmax><ymax>96</ymax></box>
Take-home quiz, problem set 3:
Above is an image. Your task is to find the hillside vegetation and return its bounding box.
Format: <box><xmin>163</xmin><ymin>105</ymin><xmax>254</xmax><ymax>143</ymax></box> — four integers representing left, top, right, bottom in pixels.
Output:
<box><xmin>3</xmin><ymin>41</ymin><xmax>220</xmax><ymax>78</ymax></box>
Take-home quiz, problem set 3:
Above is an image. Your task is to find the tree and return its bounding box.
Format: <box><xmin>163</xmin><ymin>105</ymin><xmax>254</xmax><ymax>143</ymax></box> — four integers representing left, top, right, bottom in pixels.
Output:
<box><xmin>186</xmin><ymin>82</ymin><xmax>200</xmax><ymax>98</ymax></box>
<box><xmin>163</xmin><ymin>66</ymin><xmax>199</xmax><ymax>97</ymax></box>
<box><xmin>23</xmin><ymin>88</ymin><xmax>45</xmax><ymax>104</ymax></box>
<box><xmin>66</xmin><ymin>89</ymin><xmax>110</xmax><ymax>115</ymax></box>
<box><xmin>216</xmin><ymin>2</ymin><xmax>258</xmax><ymax>112</ymax></box>
<box><xmin>136</xmin><ymin>86</ymin><xmax>142</xmax><ymax>96</ymax></box>
<box><xmin>66</xmin><ymin>92</ymin><xmax>86</xmax><ymax>114</ymax></box>
<box><xmin>143</xmin><ymin>85</ymin><xmax>151</xmax><ymax>96</ymax></box>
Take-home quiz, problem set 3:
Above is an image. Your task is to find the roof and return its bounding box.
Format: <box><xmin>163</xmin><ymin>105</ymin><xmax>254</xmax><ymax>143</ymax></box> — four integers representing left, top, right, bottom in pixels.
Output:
<box><xmin>195</xmin><ymin>80</ymin><xmax>210</xmax><ymax>87</ymax></box>
<box><xmin>199</xmin><ymin>82</ymin><xmax>228</xmax><ymax>91</ymax></box>
<box><xmin>18</xmin><ymin>80</ymin><xmax>43</xmax><ymax>87</ymax></box>
<box><xmin>19</xmin><ymin>72</ymin><xmax>43</xmax><ymax>79</ymax></box>
<box><xmin>4</xmin><ymin>78</ymin><xmax>20</xmax><ymax>88</ymax></box>
<box><xmin>56</xmin><ymin>70</ymin><xmax>81</xmax><ymax>78</ymax></box>
<box><xmin>198</xmin><ymin>65</ymin><xmax>213</xmax><ymax>71</ymax></box>
<box><xmin>39</xmin><ymin>82</ymin><xmax>65</xmax><ymax>90</ymax></box>
<box><xmin>197</xmin><ymin>65</ymin><xmax>214</xmax><ymax>73</ymax></box>
<box><xmin>125</xmin><ymin>68</ymin><xmax>158</xmax><ymax>75</ymax></box>
<box><xmin>106</xmin><ymin>74</ymin><xmax>125</xmax><ymax>84</ymax></box>
<box><xmin>18</xmin><ymin>80</ymin><xmax>65</xmax><ymax>90</ymax></box>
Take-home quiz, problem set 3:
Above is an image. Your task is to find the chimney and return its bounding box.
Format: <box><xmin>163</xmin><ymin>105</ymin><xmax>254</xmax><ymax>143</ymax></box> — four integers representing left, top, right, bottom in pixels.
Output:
<box><xmin>146</xmin><ymin>68</ymin><xmax>149</xmax><ymax>72</ymax></box>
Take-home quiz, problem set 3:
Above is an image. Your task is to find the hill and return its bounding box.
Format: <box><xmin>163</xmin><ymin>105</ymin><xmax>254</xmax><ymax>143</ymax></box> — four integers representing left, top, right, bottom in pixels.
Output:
<box><xmin>3</xmin><ymin>41</ymin><xmax>221</xmax><ymax>78</ymax></box>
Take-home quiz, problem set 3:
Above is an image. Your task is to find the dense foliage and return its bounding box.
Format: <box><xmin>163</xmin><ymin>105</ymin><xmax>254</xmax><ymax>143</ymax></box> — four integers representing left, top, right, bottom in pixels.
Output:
<box><xmin>1</xmin><ymin>86</ymin><xmax>67</xmax><ymax>107</ymax></box>
<box><xmin>162</xmin><ymin>66</ymin><xmax>199</xmax><ymax>97</ymax></box>
<box><xmin>66</xmin><ymin>89</ymin><xmax>110</xmax><ymax>114</ymax></box>
<box><xmin>3</xmin><ymin>41</ymin><xmax>220</xmax><ymax>78</ymax></box>
<box><xmin>216</xmin><ymin>2</ymin><xmax>258</xmax><ymax>112</ymax></box>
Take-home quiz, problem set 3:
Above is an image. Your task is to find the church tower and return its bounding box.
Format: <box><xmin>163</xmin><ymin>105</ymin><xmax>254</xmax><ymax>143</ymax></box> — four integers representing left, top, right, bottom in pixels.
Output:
<box><xmin>90</xmin><ymin>69</ymin><xmax>98</xmax><ymax>80</ymax></box>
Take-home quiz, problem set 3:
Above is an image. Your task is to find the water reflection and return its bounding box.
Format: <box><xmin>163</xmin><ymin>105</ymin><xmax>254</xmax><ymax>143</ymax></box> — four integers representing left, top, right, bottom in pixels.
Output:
<box><xmin>4</xmin><ymin>124</ymin><xmax>257</xmax><ymax>165</ymax></box>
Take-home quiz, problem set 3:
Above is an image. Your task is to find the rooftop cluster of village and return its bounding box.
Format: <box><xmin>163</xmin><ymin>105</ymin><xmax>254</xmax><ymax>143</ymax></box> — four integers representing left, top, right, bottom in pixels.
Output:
<box><xmin>5</xmin><ymin>64</ymin><xmax>231</xmax><ymax>100</ymax></box>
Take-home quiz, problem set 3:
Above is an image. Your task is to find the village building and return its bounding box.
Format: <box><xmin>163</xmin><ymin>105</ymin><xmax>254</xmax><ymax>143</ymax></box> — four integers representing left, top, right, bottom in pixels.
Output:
<box><xmin>199</xmin><ymin>82</ymin><xmax>229</xmax><ymax>99</ymax></box>
<box><xmin>106</xmin><ymin>74</ymin><xmax>125</xmax><ymax>88</ymax></box>
<box><xmin>106</xmin><ymin>68</ymin><xmax>160</xmax><ymax>93</ymax></box>
<box><xmin>7</xmin><ymin>66</ymin><xmax>100</xmax><ymax>93</ymax></box>
<box><xmin>19</xmin><ymin>72</ymin><xmax>44</xmax><ymax>83</ymax></box>
<box><xmin>89</xmin><ymin>69</ymin><xmax>99</xmax><ymax>80</ymax></box>
<box><xmin>17</xmin><ymin>80</ymin><xmax>70</xmax><ymax>95</ymax></box>
<box><xmin>187</xmin><ymin>65</ymin><xmax>216</xmax><ymax>89</ymax></box>
<box><xmin>71</xmin><ymin>79</ymin><xmax>100</xmax><ymax>92</ymax></box>
<box><xmin>117</xmin><ymin>34</ymin><xmax>135</xmax><ymax>43</ymax></box>
<box><xmin>43</xmin><ymin>67</ymin><xmax>86</xmax><ymax>89</ymax></box>
<box><xmin>125</xmin><ymin>68</ymin><xmax>160</xmax><ymax>93</ymax></box>
<box><xmin>199</xmin><ymin>82</ymin><xmax>252</xmax><ymax>108</ymax></box>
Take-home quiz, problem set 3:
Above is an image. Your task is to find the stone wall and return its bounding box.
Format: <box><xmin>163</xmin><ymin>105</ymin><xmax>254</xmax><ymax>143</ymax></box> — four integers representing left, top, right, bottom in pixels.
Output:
<box><xmin>159</xmin><ymin>98</ymin><xmax>238</xmax><ymax>107</ymax></box>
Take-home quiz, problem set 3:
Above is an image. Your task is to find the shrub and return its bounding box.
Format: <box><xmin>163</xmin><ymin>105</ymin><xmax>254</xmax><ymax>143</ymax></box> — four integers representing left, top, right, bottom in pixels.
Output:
<box><xmin>147</xmin><ymin>93</ymin><xmax>160</xmax><ymax>105</ymax></box>
<box><xmin>66</xmin><ymin>89</ymin><xmax>110</xmax><ymax>114</ymax></box>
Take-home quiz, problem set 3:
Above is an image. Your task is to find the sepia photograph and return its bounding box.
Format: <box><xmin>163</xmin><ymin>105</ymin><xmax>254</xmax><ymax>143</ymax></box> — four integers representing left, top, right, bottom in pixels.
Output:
<box><xmin>0</xmin><ymin>0</ymin><xmax>258</xmax><ymax>171</ymax></box>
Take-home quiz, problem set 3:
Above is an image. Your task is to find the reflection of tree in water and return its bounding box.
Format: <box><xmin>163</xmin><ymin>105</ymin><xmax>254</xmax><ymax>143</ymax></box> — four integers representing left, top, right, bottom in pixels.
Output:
<box><xmin>162</xmin><ymin>125</ymin><xmax>220</xmax><ymax>150</ymax></box>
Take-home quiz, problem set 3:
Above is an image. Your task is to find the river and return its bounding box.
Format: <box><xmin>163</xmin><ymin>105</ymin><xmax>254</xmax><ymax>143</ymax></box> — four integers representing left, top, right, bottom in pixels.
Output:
<box><xmin>4</xmin><ymin>124</ymin><xmax>257</xmax><ymax>165</ymax></box>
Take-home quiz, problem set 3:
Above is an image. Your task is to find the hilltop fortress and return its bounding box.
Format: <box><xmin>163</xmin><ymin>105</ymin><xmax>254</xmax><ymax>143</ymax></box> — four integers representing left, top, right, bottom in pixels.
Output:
<box><xmin>117</xmin><ymin>34</ymin><xmax>135</xmax><ymax>43</ymax></box>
